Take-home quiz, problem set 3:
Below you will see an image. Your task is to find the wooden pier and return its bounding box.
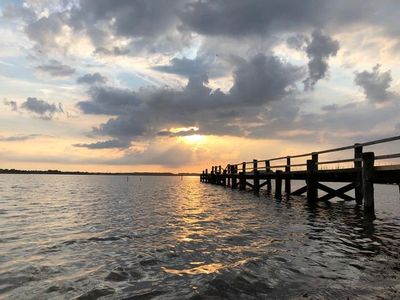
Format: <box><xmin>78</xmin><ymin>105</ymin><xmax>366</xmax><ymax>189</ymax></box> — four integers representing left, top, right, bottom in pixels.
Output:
<box><xmin>200</xmin><ymin>136</ymin><xmax>400</xmax><ymax>214</ymax></box>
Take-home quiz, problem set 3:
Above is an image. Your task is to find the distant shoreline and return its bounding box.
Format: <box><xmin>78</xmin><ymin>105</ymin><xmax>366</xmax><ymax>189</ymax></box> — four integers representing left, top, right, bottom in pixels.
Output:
<box><xmin>0</xmin><ymin>169</ymin><xmax>199</xmax><ymax>176</ymax></box>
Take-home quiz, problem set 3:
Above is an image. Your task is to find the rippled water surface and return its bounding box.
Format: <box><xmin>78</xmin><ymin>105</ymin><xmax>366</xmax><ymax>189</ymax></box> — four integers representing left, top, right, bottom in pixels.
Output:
<box><xmin>1</xmin><ymin>175</ymin><xmax>400</xmax><ymax>299</ymax></box>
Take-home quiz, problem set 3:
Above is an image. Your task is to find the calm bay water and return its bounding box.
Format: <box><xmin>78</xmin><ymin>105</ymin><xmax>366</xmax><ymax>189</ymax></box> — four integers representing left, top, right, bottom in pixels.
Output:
<box><xmin>1</xmin><ymin>175</ymin><xmax>400</xmax><ymax>299</ymax></box>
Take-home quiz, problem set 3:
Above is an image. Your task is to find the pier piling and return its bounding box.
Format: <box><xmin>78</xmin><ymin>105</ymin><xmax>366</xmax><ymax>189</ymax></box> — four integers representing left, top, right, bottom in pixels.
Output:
<box><xmin>265</xmin><ymin>160</ymin><xmax>272</xmax><ymax>193</ymax></box>
<box><xmin>362</xmin><ymin>152</ymin><xmax>375</xmax><ymax>213</ymax></box>
<box><xmin>253</xmin><ymin>160</ymin><xmax>260</xmax><ymax>194</ymax></box>
<box><xmin>275</xmin><ymin>170</ymin><xmax>282</xmax><ymax>198</ymax></box>
<box><xmin>232</xmin><ymin>165</ymin><xmax>238</xmax><ymax>189</ymax></box>
<box><xmin>307</xmin><ymin>158</ymin><xmax>317</xmax><ymax>202</ymax></box>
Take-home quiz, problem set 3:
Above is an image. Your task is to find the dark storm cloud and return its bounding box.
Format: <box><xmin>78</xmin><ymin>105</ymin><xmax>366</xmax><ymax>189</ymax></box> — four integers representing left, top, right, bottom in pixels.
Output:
<box><xmin>67</xmin><ymin>0</ymin><xmax>188</xmax><ymax>54</ymax></box>
<box><xmin>73</xmin><ymin>139</ymin><xmax>131</xmax><ymax>149</ymax></box>
<box><xmin>20</xmin><ymin>97</ymin><xmax>62</xmax><ymax>120</ymax></box>
<box><xmin>3</xmin><ymin>99</ymin><xmax>18</xmax><ymax>111</ymax></box>
<box><xmin>71</xmin><ymin>0</ymin><xmax>179</xmax><ymax>38</ymax></box>
<box><xmin>179</xmin><ymin>0</ymin><xmax>400</xmax><ymax>39</ymax></box>
<box><xmin>78</xmin><ymin>54</ymin><xmax>303</xmax><ymax>141</ymax></box>
<box><xmin>78</xmin><ymin>86</ymin><xmax>142</xmax><ymax>115</ymax></box>
<box><xmin>354</xmin><ymin>64</ymin><xmax>394</xmax><ymax>102</ymax></box>
<box><xmin>77</xmin><ymin>72</ymin><xmax>107</xmax><ymax>85</ymax></box>
<box><xmin>179</xmin><ymin>0</ymin><xmax>326</xmax><ymax>37</ymax></box>
<box><xmin>303</xmin><ymin>30</ymin><xmax>339</xmax><ymax>90</ymax></box>
<box><xmin>229</xmin><ymin>54</ymin><xmax>303</xmax><ymax>104</ymax></box>
<box><xmin>36</xmin><ymin>60</ymin><xmax>75</xmax><ymax>77</ymax></box>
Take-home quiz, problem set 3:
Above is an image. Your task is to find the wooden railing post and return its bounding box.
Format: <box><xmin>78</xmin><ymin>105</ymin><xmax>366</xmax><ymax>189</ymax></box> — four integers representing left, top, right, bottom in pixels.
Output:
<box><xmin>307</xmin><ymin>154</ymin><xmax>318</xmax><ymax>202</ymax></box>
<box><xmin>265</xmin><ymin>160</ymin><xmax>272</xmax><ymax>193</ymax></box>
<box><xmin>285</xmin><ymin>156</ymin><xmax>291</xmax><ymax>195</ymax></box>
<box><xmin>239</xmin><ymin>162</ymin><xmax>246</xmax><ymax>190</ymax></box>
<box><xmin>253</xmin><ymin>159</ymin><xmax>259</xmax><ymax>194</ymax></box>
<box><xmin>354</xmin><ymin>143</ymin><xmax>363</xmax><ymax>204</ymax></box>
<box><xmin>275</xmin><ymin>170</ymin><xmax>282</xmax><ymax>198</ymax></box>
<box><xmin>205</xmin><ymin>168</ymin><xmax>208</xmax><ymax>183</ymax></box>
<box><xmin>362</xmin><ymin>152</ymin><xmax>375</xmax><ymax>214</ymax></box>
<box><xmin>312</xmin><ymin>152</ymin><xmax>318</xmax><ymax>164</ymax></box>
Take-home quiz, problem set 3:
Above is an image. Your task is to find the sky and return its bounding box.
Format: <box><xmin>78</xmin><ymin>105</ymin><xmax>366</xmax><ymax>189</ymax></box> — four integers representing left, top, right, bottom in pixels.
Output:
<box><xmin>0</xmin><ymin>0</ymin><xmax>399</xmax><ymax>172</ymax></box>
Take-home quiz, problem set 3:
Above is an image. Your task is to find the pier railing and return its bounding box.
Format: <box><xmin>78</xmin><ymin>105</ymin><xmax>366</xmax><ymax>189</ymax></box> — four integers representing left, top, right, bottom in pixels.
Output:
<box><xmin>200</xmin><ymin>135</ymin><xmax>400</xmax><ymax>214</ymax></box>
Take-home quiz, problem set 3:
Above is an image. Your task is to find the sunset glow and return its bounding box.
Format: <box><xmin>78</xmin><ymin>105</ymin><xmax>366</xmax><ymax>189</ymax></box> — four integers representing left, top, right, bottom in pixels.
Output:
<box><xmin>0</xmin><ymin>1</ymin><xmax>399</xmax><ymax>173</ymax></box>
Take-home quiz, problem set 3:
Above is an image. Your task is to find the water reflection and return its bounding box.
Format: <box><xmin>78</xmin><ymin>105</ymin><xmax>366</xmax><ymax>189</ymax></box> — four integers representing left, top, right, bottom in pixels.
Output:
<box><xmin>0</xmin><ymin>175</ymin><xmax>399</xmax><ymax>299</ymax></box>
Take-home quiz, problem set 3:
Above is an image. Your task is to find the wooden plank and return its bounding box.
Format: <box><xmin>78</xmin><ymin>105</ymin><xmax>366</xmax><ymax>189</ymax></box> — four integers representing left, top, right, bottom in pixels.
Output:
<box><xmin>245</xmin><ymin>181</ymin><xmax>254</xmax><ymax>188</ymax></box>
<box><xmin>291</xmin><ymin>185</ymin><xmax>307</xmax><ymax>196</ymax></box>
<box><xmin>317</xmin><ymin>183</ymin><xmax>355</xmax><ymax>202</ymax></box>
<box><xmin>374</xmin><ymin>164</ymin><xmax>400</xmax><ymax>171</ymax></box>
<box><xmin>371</xmin><ymin>169</ymin><xmax>400</xmax><ymax>184</ymax></box>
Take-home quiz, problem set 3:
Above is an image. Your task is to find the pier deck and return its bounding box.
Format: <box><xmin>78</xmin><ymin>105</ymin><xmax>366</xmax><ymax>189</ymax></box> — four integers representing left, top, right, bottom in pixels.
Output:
<box><xmin>200</xmin><ymin>136</ymin><xmax>400</xmax><ymax>214</ymax></box>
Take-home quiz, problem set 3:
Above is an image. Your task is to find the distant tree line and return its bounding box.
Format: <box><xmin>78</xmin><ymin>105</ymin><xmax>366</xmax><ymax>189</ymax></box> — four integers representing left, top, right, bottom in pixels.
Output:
<box><xmin>0</xmin><ymin>168</ymin><xmax>199</xmax><ymax>176</ymax></box>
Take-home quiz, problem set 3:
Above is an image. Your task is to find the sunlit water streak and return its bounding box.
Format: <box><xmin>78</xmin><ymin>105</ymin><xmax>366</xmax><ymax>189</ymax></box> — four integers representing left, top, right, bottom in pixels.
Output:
<box><xmin>0</xmin><ymin>175</ymin><xmax>399</xmax><ymax>299</ymax></box>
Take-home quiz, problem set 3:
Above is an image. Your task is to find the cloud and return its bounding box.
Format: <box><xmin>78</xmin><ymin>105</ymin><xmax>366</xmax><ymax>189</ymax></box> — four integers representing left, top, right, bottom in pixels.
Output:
<box><xmin>20</xmin><ymin>97</ymin><xmax>63</xmax><ymax>120</ymax></box>
<box><xmin>94</xmin><ymin>46</ymin><xmax>131</xmax><ymax>56</ymax></box>
<box><xmin>67</xmin><ymin>0</ymin><xmax>187</xmax><ymax>55</ymax></box>
<box><xmin>286</xmin><ymin>34</ymin><xmax>307</xmax><ymax>50</ymax></box>
<box><xmin>179</xmin><ymin>0</ymin><xmax>327</xmax><ymax>37</ymax></box>
<box><xmin>77</xmin><ymin>72</ymin><xmax>107</xmax><ymax>85</ymax></box>
<box><xmin>157</xmin><ymin>128</ymin><xmax>199</xmax><ymax>137</ymax></box>
<box><xmin>152</xmin><ymin>54</ymin><xmax>228</xmax><ymax>79</ymax></box>
<box><xmin>1</xmin><ymin>4</ymin><xmax>37</xmax><ymax>22</ymax></box>
<box><xmin>3</xmin><ymin>99</ymin><xmax>18</xmax><ymax>111</ymax></box>
<box><xmin>77</xmin><ymin>53</ymin><xmax>304</xmax><ymax>142</ymax></box>
<box><xmin>303</xmin><ymin>30</ymin><xmax>339</xmax><ymax>90</ymax></box>
<box><xmin>0</xmin><ymin>134</ymin><xmax>45</xmax><ymax>142</ymax></box>
<box><xmin>8</xmin><ymin>0</ymin><xmax>400</xmax><ymax>62</ymax></box>
<box><xmin>25</xmin><ymin>12</ymin><xmax>67</xmax><ymax>51</ymax></box>
<box><xmin>179</xmin><ymin>1</ymin><xmax>400</xmax><ymax>40</ymax></box>
<box><xmin>354</xmin><ymin>64</ymin><xmax>394</xmax><ymax>102</ymax></box>
<box><xmin>229</xmin><ymin>54</ymin><xmax>304</xmax><ymax>105</ymax></box>
<box><xmin>36</xmin><ymin>59</ymin><xmax>75</xmax><ymax>77</ymax></box>
<box><xmin>73</xmin><ymin>138</ymin><xmax>131</xmax><ymax>149</ymax></box>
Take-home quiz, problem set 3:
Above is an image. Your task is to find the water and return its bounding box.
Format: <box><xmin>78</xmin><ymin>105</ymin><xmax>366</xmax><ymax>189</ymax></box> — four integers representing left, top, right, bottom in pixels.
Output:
<box><xmin>1</xmin><ymin>175</ymin><xmax>399</xmax><ymax>299</ymax></box>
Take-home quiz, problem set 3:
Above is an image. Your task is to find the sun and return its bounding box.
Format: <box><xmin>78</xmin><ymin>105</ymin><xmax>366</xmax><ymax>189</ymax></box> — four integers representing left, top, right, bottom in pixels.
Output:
<box><xmin>182</xmin><ymin>134</ymin><xmax>205</xmax><ymax>144</ymax></box>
